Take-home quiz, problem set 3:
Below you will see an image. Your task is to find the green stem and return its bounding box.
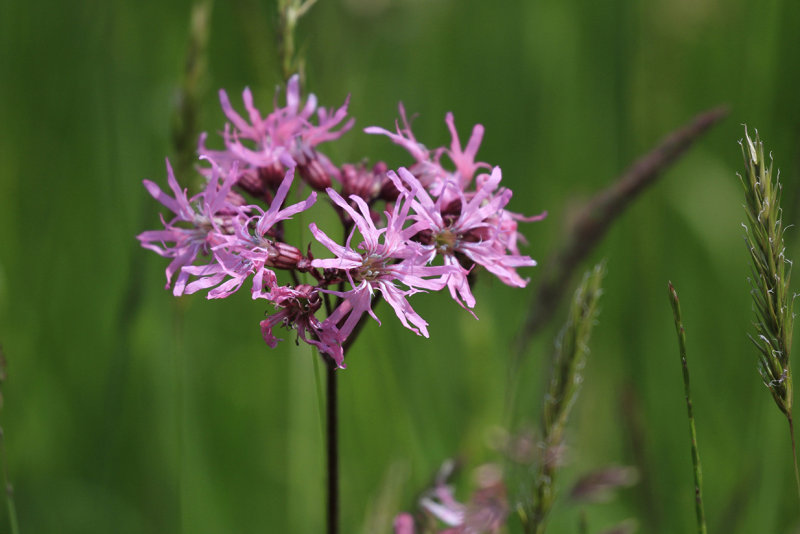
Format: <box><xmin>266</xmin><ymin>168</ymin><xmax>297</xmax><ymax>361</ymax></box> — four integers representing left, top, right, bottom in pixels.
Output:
<box><xmin>668</xmin><ymin>282</ymin><xmax>707</xmax><ymax>534</ymax></box>
<box><xmin>523</xmin><ymin>263</ymin><xmax>605</xmax><ymax>534</ymax></box>
<box><xmin>787</xmin><ymin>413</ymin><xmax>800</xmax><ymax>505</ymax></box>
<box><xmin>277</xmin><ymin>0</ymin><xmax>317</xmax><ymax>83</ymax></box>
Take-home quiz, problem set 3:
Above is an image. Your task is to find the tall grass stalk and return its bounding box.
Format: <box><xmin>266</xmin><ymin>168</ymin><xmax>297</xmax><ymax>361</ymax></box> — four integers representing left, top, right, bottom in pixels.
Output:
<box><xmin>668</xmin><ymin>282</ymin><xmax>707</xmax><ymax>534</ymax></box>
<box><xmin>277</xmin><ymin>0</ymin><xmax>317</xmax><ymax>83</ymax></box>
<box><xmin>524</xmin><ymin>262</ymin><xmax>605</xmax><ymax>534</ymax></box>
<box><xmin>738</xmin><ymin>127</ymin><xmax>800</xmax><ymax>500</ymax></box>
<box><xmin>172</xmin><ymin>0</ymin><xmax>213</xmax><ymax>182</ymax></box>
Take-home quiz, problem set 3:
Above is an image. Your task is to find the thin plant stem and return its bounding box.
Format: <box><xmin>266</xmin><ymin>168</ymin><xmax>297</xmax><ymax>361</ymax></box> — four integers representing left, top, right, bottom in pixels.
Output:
<box><xmin>578</xmin><ymin>510</ymin><xmax>588</xmax><ymax>534</ymax></box>
<box><xmin>668</xmin><ymin>282</ymin><xmax>707</xmax><ymax>534</ymax></box>
<box><xmin>326</xmin><ymin>359</ymin><xmax>339</xmax><ymax>534</ymax></box>
<box><xmin>172</xmin><ymin>0</ymin><xmax>213</xmax><ymax>183</ymax></box>
<box><xmin>788</xmin><ymin>413</ymin><xmax>800</xmax><ymax>503</ymax></box>
<box><xmin>277</xmin><ymin>0</ymin><xmax>317</xmax><ymax>83</ymax></box>
<box><xmin>312</xmin><ymin>350</ymin><xmax>326</xmax><ymax>452</ymax></box>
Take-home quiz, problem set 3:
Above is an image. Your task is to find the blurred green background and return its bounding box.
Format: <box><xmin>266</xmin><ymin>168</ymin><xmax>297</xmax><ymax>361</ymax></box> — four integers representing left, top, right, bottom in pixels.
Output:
<box><xmin>2</xmin><ymin>0</ymin><xmax>800</xmax><ymax>532</ymax></box>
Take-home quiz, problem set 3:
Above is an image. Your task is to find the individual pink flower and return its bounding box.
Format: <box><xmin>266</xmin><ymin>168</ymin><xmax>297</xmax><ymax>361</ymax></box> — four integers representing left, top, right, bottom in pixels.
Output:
<box><xmin>178</xmin><ymin>167</ymin><xmax>316</xmax><ymax>300</ymax></box>
<box><xmin>137</xmin><ymin>158</ymin><xmax>242</xmax><ymax>296</ymax></box>
<box><xmin>200</xmin><ymin>74</ymin><xmax>354</xmax><ymax>191</ymax></box>
<box><xmin>395</xmin><ymin>167</ymin><xmax>543</xmax><ymax>310</ymax></box>
<box><xmin>309</xmin><ymin>182</ymin><xmax>456</xmax><ymax>342</ymax></box>
<box><xmin>441</xmin><ymin>112</ymin><xmax>488</xmax><ymax>191</ymax></box>
<box><xmin>474</xmin><ymin>171</ymin><xmax>546</xmax><ymax>258</ymax></box>
<box><xmin>364</xmin><ymin>104</ymin><xmax>447</xmax><ymax>190</ymax></box>
<box><xmin>365</xmin><ymin>107</ymin><xmax>490</xmax><ymax>195</ymax></box>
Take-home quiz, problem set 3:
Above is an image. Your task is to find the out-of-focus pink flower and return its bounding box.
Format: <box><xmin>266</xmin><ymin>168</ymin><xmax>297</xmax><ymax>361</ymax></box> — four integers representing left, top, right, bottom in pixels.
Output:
<box><xmin>137</xmin><ymin>158</ymin><xmax>242</xmax><ymax>296</ymax></box>
<box><xmin>310</xmin><ymin>183</ymin><xmax>456</xmax><ymax>342</ymax></box>
<box><xmin>421</xmin><ymin>484</ymin><xmax>466</xmax><ymax>528</ymax></box>
<box><xmin>200</xmin><ymin>74</ymin><xmax>354</xmax><ymax>192</ymax></box>
<box><xmin>399</xmin><ymin>462</ymin><xmax>507</xmax><ymax>534</ymax></box>
<box><xmin>393</xmin><ymin>513</ymin><xmax>416</xmax><ymax>534</ymax></box>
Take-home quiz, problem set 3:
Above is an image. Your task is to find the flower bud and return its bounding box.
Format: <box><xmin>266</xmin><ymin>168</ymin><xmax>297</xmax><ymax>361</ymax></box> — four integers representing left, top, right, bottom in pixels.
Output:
<box><xmin>378</xmin><ymin>163</ymin><xmax>401</xmax><ymax>201</ymax></box>
<box><xmin>341</xmin><ymin>163</ymin><xmax>381</xmax><ymax>200</ymax></box>
<box><xmin>298</xmin><ymin>158</ymin><xmax>332</xmax><ymax>191</ymax></box>
<box><xmin>267</xmin><ymin>241</ymin><xmax>304</xmax><ymax>270</ymax></box>
<box><xmin>234</xmin><ymin>161</ymin><xmax>287</xmax><ymax>198</ymax></box>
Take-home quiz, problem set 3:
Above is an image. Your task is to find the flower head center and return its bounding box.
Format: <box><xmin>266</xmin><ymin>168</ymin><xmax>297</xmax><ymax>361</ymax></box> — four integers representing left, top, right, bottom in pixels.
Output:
<box><xmin>356</xmin><ymin>254</ymin><xmax>387</xmax><ymax>281</ymax></box>
<box><xmin>435</xmin><ymin>229</ymin><xmax>459</xmax><ymax>255</ymax></box>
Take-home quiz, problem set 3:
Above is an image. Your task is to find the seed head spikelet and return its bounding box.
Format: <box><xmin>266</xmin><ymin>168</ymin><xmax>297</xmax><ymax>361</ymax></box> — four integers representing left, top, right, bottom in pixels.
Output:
<box><xmin>738</xmin><ymin>126</ymin><xmax>800</xmax><ymax>500</ymax></box>
<box><xmin>526</xmin><ymin>262</ymin><xmax>605</xmax><ymax>534</ymax></box>
<box><xmin>739</xmin><ymin>127</ymin><xmax>794</xmax><ymax>416</ymax></box>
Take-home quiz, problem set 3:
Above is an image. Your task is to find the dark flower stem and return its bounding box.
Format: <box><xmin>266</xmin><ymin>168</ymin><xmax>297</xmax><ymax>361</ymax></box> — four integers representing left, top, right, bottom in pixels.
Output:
<box><xmin>668</xmin><ymin>282</ymin><xmax>707</xmax><ymax>534</ymax></box>
<box><xmin>326</xmin><ymin>358</ymin><xmax>339</xmax><ymax>534</ymax></box>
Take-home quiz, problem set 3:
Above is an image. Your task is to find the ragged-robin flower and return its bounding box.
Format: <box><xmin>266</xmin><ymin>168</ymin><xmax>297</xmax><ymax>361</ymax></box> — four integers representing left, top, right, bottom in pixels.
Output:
<box><xmin>396</xmin><ymin>167</ymin><xmax>542</xmax><ymax>310</ymax></box>
<box><xmin>199</xmin><ymin>74</ymin><xmax>354</xmax><ymax>193</ymax></box>
<box><xmin>177</xmin><ymin>167</ymin><xmax>316</xmax><ymax>300</ymax></box>
<box><xmin>309</xmin><ymin>177</ymin><xmax>458</xmax><ymax>343</ymax></box>
<box><xmin>137</xmin><ymin>157</ymin><xmax>243</xmax><ymax>296</ymax></box>
<box><xmin>365</xmin><ymin>106</ymin><xmax>489</xmax><ymax>197</ymax></box>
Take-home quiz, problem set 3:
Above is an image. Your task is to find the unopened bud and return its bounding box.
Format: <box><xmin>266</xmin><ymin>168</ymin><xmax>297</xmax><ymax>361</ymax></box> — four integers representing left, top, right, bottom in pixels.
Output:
<box><xmin>341</xmin><ymin>163</ymin><xmax>381</xmax><ymax>200</ymax></box>
<box><xmin>259</xmin><ymin>161</ymin><xmax>288</xmax><ymax>188</ymax></box>
<box><xmin>297</xmin><ymin>158</ymin><xmax>331</xmax><ymax>191</ymax></box>
<box><xmin>267</xmin><ymin>241</ymin><xmax>304</xmax><ymax>270</ymax></box>
<box><xmin>379</xmin><ymin>167</ymin><xmax>401</xmax><ymax>201</ymax></box>
<box><xmin>235</xmin><ymin>161</ymin><xmax>287</xmax><ymax>198</ymax></box>
<box><xmin>225</xmin><ymin>189</ymin><xmax>247</xmax><ymax>210</ymax></box>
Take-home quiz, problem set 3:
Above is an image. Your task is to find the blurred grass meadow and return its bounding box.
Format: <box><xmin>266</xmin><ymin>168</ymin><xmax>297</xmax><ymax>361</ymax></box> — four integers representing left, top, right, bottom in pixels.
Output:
<box><xmin>2</xmin><ymin>0</ymin><xmax>800</xmax><ymax>532</ymax></box>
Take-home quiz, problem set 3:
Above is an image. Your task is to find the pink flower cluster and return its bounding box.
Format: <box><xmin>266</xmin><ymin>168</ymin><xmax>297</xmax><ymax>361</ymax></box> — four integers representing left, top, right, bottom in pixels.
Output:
<box><xmin>138</xmin><ymin>76</ymin><xmax>544</xmax><ymax>368</ymax></box>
